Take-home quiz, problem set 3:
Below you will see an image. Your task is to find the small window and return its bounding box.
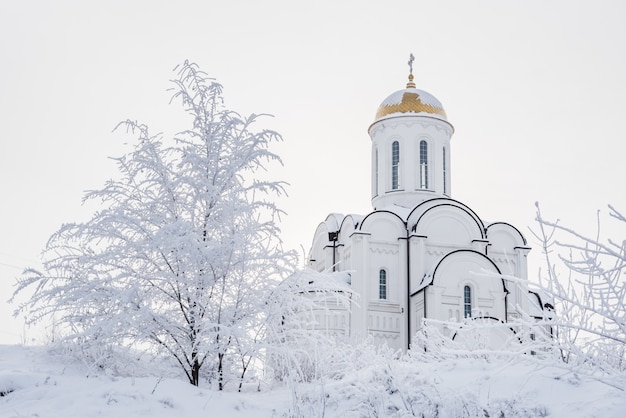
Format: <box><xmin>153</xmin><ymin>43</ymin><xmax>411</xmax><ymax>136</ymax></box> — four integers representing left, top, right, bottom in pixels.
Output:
<box><xmin>379</xmin><ymin>269</ymin><xmax>387</xmax><ymax>300</ymax></box>
<box><xmin>419</xmin><ymin>140</ymin><xmax>428</xmax><ymax>189</ymax></box>
<box><xmin>391</xmin><ymin>141</ymin><xmax>400</xmax><ymax>190</ymax></box>
<box><xmin>464</xmin><ymin>285</ymin><xmax>472</xmax><ymax>318</ymax></box>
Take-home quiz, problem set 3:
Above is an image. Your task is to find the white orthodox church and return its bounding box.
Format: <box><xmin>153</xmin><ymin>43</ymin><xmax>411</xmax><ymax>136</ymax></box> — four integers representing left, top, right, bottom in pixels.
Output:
<box><xmin>307</xmin><ymin>63</ymin><xmax>545</xmax><ymax>351</ymax></box>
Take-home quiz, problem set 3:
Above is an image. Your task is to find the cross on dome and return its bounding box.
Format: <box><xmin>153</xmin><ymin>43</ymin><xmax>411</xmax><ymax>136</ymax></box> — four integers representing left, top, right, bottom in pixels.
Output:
<box><xmin>407</xmin><ymin>53</ymin><xmax>416</xmax><ymax>89</ymax></box>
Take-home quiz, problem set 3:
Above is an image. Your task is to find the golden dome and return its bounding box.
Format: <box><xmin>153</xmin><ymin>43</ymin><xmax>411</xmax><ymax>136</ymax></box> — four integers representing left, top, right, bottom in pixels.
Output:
<box><xmin>374</xmin><ymin>75</ymin><xmax>448</xmax><ymax>122</ymax></box>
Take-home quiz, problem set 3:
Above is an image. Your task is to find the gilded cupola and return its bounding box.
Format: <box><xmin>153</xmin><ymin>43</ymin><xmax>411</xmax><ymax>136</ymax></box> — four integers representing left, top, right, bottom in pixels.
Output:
<box><xmin>373</xmin><ymin>74</ymin><xmax>448</xmax><ymax>123</ymax></box>
<box><xmin>372</xmin><ymin>54</ymin><xmax>449</xmax><ymax>125</ymax></box>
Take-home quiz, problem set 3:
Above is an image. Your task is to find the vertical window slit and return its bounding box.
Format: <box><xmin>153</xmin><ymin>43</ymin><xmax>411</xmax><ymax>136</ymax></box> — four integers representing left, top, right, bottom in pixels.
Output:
<box><xmin>419</xmin><ymin>140</ymin><xmax>428</xmax><ymax>189</ymax></box>
<box><xmin>443</xmin><ymin>146</ymin><xmax>447</xmax><ymax>194</ymax></box>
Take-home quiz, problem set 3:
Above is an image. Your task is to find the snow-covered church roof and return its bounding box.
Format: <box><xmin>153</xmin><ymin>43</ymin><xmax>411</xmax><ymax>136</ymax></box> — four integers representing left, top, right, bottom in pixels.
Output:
<box><xmin>373</xmin><ymin>74</ymin><xmax>448</xmax><ymax>124</ymax></box>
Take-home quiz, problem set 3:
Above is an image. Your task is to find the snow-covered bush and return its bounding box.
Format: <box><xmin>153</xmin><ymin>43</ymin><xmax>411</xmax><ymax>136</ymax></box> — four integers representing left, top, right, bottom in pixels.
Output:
<box><xmin>264</xmin><ymin>270</ymin><xmax>355</xmax><ymax>385</ymax></box>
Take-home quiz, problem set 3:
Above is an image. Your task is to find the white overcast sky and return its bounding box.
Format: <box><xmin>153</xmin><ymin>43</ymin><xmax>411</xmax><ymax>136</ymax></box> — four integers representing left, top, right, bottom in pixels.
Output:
<box><xmin>1</xmin><ymin>0</ymin><xmax>625</xmax><ymax>344</ymax></box>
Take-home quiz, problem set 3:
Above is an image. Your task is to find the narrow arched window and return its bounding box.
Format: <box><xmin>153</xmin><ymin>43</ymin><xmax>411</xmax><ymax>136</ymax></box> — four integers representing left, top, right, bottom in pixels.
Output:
<box><xmin>375</xmin><ymin>147</ymin><xmax>379</xmax><ymax>195</ymax></box>
<box><xmin>442</xmin><ymin>146</ymin><xmax>447</xmax><ymax>195</ymax></box>
<box><xmin>464</xmin><ymin>285</ymin><xmax>472</xmax><ymax>318</ymax></box>
<box><xmin>419</xmin><ymin>140</ymin><xmax>428</xmax><ymax>189</ymax></box>
<box><xmin>391</xmin><ymin>141</ymin><xmax>400</xmax><ymax>190</ymax></box>
<box><xmin>379</xmin><ymin>269</ymin><xmax>387</xmax><ymax>300</ymax></box>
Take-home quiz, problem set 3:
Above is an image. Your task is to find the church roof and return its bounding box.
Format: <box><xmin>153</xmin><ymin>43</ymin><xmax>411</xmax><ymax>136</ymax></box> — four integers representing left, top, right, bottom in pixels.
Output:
<box><xmin>373</xmin><ymin>74</ymin><xmax>448</xmax><ymax>123</ymax></box>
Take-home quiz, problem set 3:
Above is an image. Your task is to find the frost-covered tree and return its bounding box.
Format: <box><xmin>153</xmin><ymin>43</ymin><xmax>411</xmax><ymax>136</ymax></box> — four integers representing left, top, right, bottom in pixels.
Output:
<box><xmin>12</xmin><ymin>61</ymin><xmax>297</xmax><ymax>388</ymax></box>
<box><xmin>531</xmin><ymin>203</ymin><xmax>626</xmax><ymax>373</ymax></box>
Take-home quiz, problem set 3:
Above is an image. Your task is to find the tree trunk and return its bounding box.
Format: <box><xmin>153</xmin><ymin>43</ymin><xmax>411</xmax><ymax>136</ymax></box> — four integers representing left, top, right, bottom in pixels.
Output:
<box><xmin>218</xmin><ymin>353</ymin><xmax>224</xmax><ymax>391</ymax></box>
<box><xmin>192</xmin><ymin>357</ymin><xmax>200</xmax><ymax>386</ymax></box>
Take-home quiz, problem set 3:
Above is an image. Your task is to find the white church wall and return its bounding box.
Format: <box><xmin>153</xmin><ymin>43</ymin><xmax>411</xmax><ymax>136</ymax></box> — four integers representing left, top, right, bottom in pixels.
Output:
<box><xmin>339</xmin><ymin>243</ymin><xmax>351</xmax><ymax>272</ymax></box>
<box><xmin>489</xmin><ymin>249</ymin><xmax>531</xmax><ymax>321</ymax></box>
<box><xmin>367</xmin><ymin>301</ymin><xmax>403</xmax><ymax>351</ymax></box>
<box><xmin>369</xmin><ymin>242</ymin><xmax>401</xmax><ymax>294</ymax></box>
<box><xmin>359</xmin><ymin>213</ymin><xmax>405</xmax><ymax>304</ymax></box>
<box><xmin>408</xmin><ymin>235</ymin><xmax>427</xmax><ymax>295</ymax></box>
<box><xmin>423</xmin><ymin>244</ymin><xmax>451</xmax><ymax>274</ymax></box>
<box><xmin>485</xmin><ymin>223</ymin><xmax>531</xmax><ymax>321</ymax></box>
<box><xmin>337</xmin><ymin>215</ymin><xmax>361</xmax><ymax>272</ymax></box>
<box><xmin>347</xmin><ymin>231</ymin><xmax>370</xmax><ymax>342</ymax></box>
<box><xmin>411</xmin><ymin>291</ymin><xmax>426</xmax><ymax>339</ymax></box>
<box><xmin>357</xmin><ymin>211</ymin><xmax>409</xmax><ymax>350</ymax></box>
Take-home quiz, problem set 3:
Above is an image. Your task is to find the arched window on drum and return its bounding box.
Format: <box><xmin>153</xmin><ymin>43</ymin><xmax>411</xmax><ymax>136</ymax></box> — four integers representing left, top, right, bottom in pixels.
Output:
<box><xmin>419</xmin><ymin>140</ymin><xmax>428</xmax><ymax>189</ymax></box>
<box><xmin>391</xmin><ymin>141</ymin><xmax>400</xmax><ymax>190</ymax></box>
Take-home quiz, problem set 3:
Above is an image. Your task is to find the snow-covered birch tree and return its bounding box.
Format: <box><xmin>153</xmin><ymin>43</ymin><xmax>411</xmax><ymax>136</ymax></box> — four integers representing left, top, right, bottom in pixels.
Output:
<box><xmin>532</xmin><ymin>202</ymin><xmax>626</xmax><ymax>372</ymax></box>
<box><xmin>12</xmin><ymin>61</ymin><xmax>297</xmax><ymax>388</ymax></box>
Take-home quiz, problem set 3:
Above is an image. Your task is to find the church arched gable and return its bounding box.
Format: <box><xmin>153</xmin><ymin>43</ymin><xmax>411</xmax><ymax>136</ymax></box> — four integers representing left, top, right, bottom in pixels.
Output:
<box><xmin>486</xmin><ymin>222</ymin><xmax>527</xmax><ymax>253</ymax></box>
<box><xmin>360</xmin><ymin>210</ymin><xmax>407</xmax><ymax>241</ymax></box>
<box><xmin>411</xmin><ymin>204</ymin><xmax>485</xmax><ymax>247</ymax></box>
<box><xmin>408</xmin><ymin>198</ymin><xmax>485</xmax><ymax>233</ymax></box>
<box><xmin>339</xmin><ymin>214</ymin><xmax>362</xmax><ymax>237</ymax></box>
<box><xmin>324</xmin><ymin>213</ymin><xmax>344</xmax><ymax>233</ymax></box>
<box><xmin>426</xmin><ymin>250</ymin><xmax>508</xmax><ymax>322</ymax></box>
<box><xmin>430</xmin><ymin>249</ymin><xmax>505</xmax><ymax>291</ymax></box>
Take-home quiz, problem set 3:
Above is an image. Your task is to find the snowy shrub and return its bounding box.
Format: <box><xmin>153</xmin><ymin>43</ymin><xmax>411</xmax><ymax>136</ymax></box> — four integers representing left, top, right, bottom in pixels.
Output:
<box><xmin>264</xmin><ymin>270</ymin><xmax>354</xmax><ymax>385</ymax></box>
<box><xmin>292</xmin><ymin>342</ymin><xmax>560</xmax><ymax>418</ymax></box>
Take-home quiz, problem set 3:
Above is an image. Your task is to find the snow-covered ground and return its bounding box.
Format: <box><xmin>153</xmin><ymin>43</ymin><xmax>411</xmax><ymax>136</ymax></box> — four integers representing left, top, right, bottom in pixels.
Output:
<box><xmin>1</xmin><ymin>344</ymin><xmax>624</xmax><ymax>417</ymax></box>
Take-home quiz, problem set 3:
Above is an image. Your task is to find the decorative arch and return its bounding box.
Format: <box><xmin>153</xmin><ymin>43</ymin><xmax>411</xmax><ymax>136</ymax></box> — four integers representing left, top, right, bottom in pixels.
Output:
<box><xmin>486</xmin><ymin>222</ymin><xmax>528</xmax><ymax>250</ymax></box>
<box><xmin>408</xmin><ymin>197</ymin><xmax>486</xmax><ymax>236</ymax></box>
<box><xmin>339</xmin><ymin>214</ymin><xmax>363</xmax><ymax>237</ymax></box>
<box><xmin>429</xmin><ymin>249</ymin><xmax>505</xmax><ymax>292</ymax></box>
<box><xmin>360</xmin><ymin>210</ymin><xmax>407</xmax><ymax>241</ymax></box>
<box><xmin>421</xmin><ymin>250</ymin><xmax>508</xmax><ymax>326</ymax></box>
<box><xmin>412</xmin><ymin>204</ymin><xmax>485</xmax><ymax>246</ymax></box>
